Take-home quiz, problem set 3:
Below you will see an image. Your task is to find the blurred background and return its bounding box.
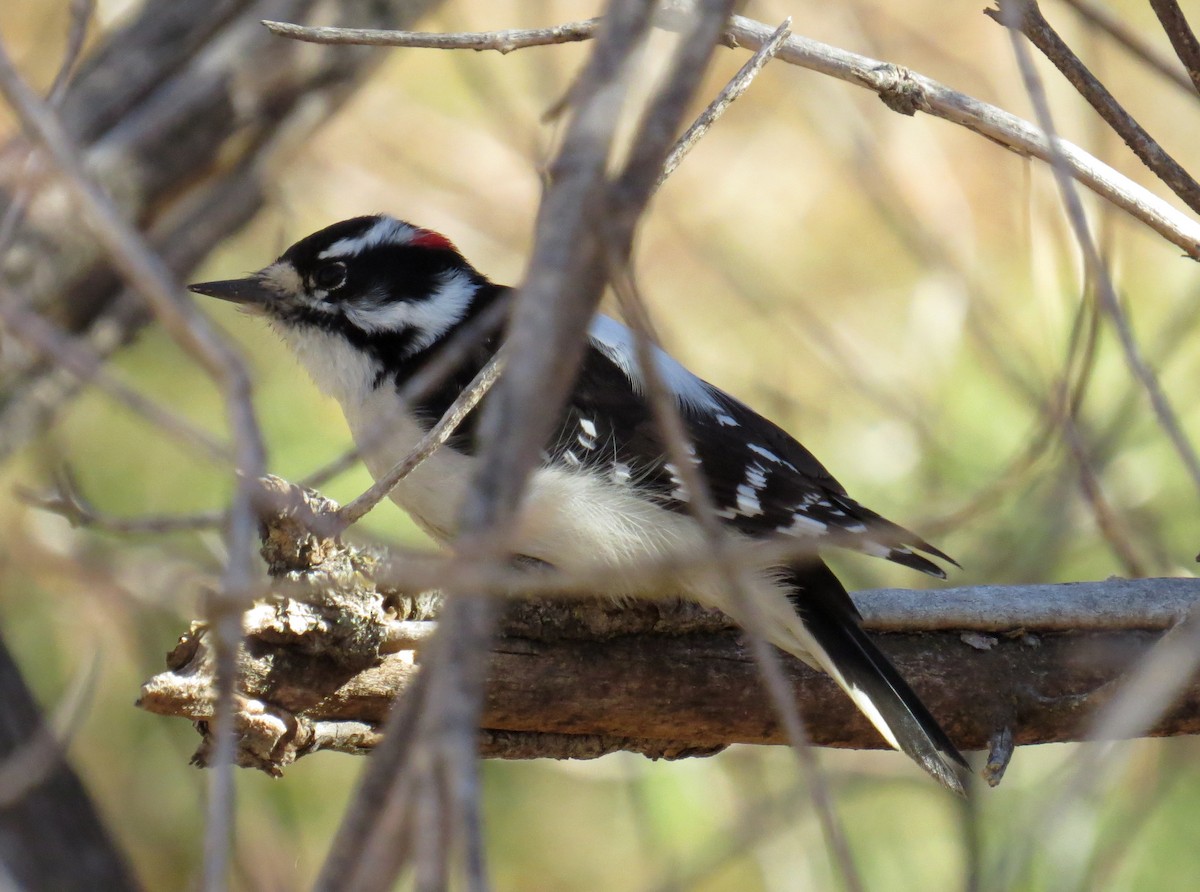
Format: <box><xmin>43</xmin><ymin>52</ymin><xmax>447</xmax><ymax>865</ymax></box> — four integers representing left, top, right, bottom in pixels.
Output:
<box><xmin>2</xmin><ymin>0</ymin><xmax>1200</xmax><ymax>889</ymax></box>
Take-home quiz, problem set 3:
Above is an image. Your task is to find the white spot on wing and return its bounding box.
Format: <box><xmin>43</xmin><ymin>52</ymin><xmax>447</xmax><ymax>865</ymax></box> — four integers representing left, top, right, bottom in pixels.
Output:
<box><xmin>716</xmin><ymin>413</ymin><xmax>738</xmax><ymax>427</ymax></box>
<box><xmin>745</xmin><ymin>463</ymin><xmax>768</xmax><ymax>489</ymax></box>
<box><xmin>588</xmin><ymin>315</ymin><xmax>720</xmax><ymax>412</ymax></box>
<box><xmin>785</xmin><ymin>513</ymin><xmax>828</xmax><ymax>535</ymax></box>
<box><xmin>748</xmin><ymin>443</ymin><xmax>798</xmax><ymax>472</ymax></box>
<box><xmin>575</xmin><ymin>417</ymin><xmax>598</xmax><ymax>450</ymax></box>
<box><xmin>736</xmin><ymin>483</ymin><xmax>763</xmax><ymax>516</ymax></box>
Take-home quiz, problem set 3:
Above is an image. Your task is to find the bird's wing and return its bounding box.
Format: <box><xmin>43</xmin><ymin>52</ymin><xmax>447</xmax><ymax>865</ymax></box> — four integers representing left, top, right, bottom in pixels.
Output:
<box><xmin>556</xmin><ymin>316</ymin><xmax>952</xmax><ymax>577</ymax></box>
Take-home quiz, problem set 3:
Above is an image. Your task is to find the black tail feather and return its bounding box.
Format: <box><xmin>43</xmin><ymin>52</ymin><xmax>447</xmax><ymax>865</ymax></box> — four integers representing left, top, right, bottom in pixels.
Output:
<box><xmin>785</xmin><ymin>561</ymin><xmax>971</xmax><ymax>795</ymax></box>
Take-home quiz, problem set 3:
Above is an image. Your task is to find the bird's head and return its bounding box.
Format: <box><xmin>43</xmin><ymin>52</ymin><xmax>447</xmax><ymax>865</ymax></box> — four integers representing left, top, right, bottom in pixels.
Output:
<box><xmin>189</xmin><ymin>214</ymin><xmax>488</xmax><ymax>355</ymax></box>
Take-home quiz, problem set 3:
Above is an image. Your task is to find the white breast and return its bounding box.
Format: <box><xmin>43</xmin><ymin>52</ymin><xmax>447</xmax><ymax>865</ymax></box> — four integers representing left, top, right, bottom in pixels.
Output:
<box><xmin>278</xmin><ymin>324</ymin><xmax>808</xmax><ymax>646</ymax></box>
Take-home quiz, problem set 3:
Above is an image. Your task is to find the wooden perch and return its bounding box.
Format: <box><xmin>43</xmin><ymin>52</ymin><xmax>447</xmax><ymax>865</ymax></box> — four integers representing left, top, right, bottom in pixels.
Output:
<box><xmin>136</xmin><ymin>481</ymin><xmax>1200</xmax><ymax>777</ymax></box>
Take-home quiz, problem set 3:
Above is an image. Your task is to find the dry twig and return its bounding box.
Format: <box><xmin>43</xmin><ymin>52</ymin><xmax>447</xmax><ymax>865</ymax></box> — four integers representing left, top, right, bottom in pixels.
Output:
<box><xmin>0</xmin><ymin>29</ymin><xmax>265</xmax><ymax>892</ymax></box>
<box><xmin>1062</xmin><ymin>0</ymin><xmax>1196</xmax><ymax>95</ymax></box>
<box><xmin>989</xmin><ymin>0</ymin><xmax>1200</xmax><ymax>216</ymax></box>
<box><xmin>989</xmin><ymin>8</ymin><xmax>1200</xmax><ymax>883</ymax></box>
<box><xmin>313</xmin><ymin>3</ymin><xmax>739</xmax><ymax>889</ymax></box>
<box><xmin>139</xmin><ymin>576</ymin><xmax>1200</xmax><ymax>764</ymax></box>
<box><xmin>1150</xmin><ymin>0</ymin><xmax>1200</xmax><ymax>97</ymax></box>
<box><xmin>608</xmin><ymin>264</ymin><xmax>864</xmax><ymax>891</ymax></box>
<box><xmin>333</xmin><ymin>355</ymin><xmax>504</xmax><ymax>530</ymax></box>
<box><xmin>264</xmin><ymin>10</ymin><xmax>1200</xmax><ymax>258</ymax></box>
<box><xmin>262</xmin><ymin>17</ymin><xmax>601</xmax><ymax>52</ymax></box>
<box><xmin>658</xmin><ymin>18</ymin><xmax>792</xmax><ymax>184</ymax></box>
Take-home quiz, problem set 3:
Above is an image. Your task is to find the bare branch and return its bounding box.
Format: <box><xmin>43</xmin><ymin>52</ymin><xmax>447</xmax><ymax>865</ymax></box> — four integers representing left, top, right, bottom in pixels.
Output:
<box><xmin>0</xmin><ymin>0</ymin><xmax>94</xmax><ymax>254</ymax></box>
<box><xmin>987</xmin><ymin>9</ymin><xmax>1200</xmax><ymax>882</ymax></box>
<box><xmin>334</xmin><ymin>355</ymin><xmax>504</xmax><ymax>531</ymax></box>
<box><xmin>139</xmin><ymin>577</ymin><xmax>1200</xmax><ymax>767</ymax></box>
<box><xmin>607</xmin><ymin>265</ymin><xmax>862</xmax><ymax>888</ymax></box>
<box><xmin>705</xmin><ymin>12</ymin><xmax>1200</xmax><ymax>259</ymax></box>
<box><xmin>262</xmin><ymin>17</ymin><xmax>601</xmax><ymax>52</ymax></box>
<box><xmin>988</xmin><ymin>0</ymin><xmax>1200</xmax><ymax>216</ymax></box>
<box><xmin>995</xmin><ymin>2</ymin><xmax>1200</xmax><ymax>513</ymax></box>
<box><xmin>0</xmin><ymin>633</ymin><xmax>140</xmax><ymax>892</ymax></box>
<box><xmin>659</xmin><ymin>18</ymin><xmax>792</xmax><ymax>184</ymax></box>
<box><xmin>261</xmin><ymin>11</ymin><xmax>1200</xmax><ymax>258</ymax></box>
<box><xmin>1062</xmin><ymin>0</ymin><xmax>1196</xmax><ymax>95</ymax></box>
<box><xmin>1150</xmin><ymin>0</ymin><xmax>1200</xmax><ymax>97</ymax></box>
<box><xmin>0</xmin><ymin>43</ymin><xmax>265</xmax><ymax>479</ymax></box>
<box><xmin>0</xmin><ymin>287</ymin><xmax>232</xmax><ymax>465</ymax></box>
<box><xmin>314</xmin><ymin>3</ymin><xmax>739</xmax><ymax>888</ymax></box>
<box><xmin>15</xmin><ymin>469</ymin><xmax>224</xmax><ymax>535</ymax></box>
<box><xmin>0</xmin><ymin>24</ymin><xmax>265</xmax><ymax>892</ymax></box>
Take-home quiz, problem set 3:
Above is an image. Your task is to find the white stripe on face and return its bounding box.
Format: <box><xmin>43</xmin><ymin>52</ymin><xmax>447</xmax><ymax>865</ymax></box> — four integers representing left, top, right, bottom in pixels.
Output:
<box><xmin>342</xmin><ymin>268</ymin><xmax>477</xmax><ymax>348</ymax></box>
<box><xmin>319</xmin><ymin>217</ymin><xmax>419</xmax><ymax>260</ymax></box>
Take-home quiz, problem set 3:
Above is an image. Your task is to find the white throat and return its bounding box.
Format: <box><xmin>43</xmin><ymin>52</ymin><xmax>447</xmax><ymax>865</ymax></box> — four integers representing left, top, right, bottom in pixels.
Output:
<box><xmin>272</xmin><ymin>322</ymin><xmax>381</xmax><ymax>408</ymax></box>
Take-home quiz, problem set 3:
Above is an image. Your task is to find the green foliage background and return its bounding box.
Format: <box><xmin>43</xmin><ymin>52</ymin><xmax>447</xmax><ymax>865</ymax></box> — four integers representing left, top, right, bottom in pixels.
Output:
<box><xmin>2</xmin><ymin>1</ymin><xmax>1200</xmax><ymax>889</ymax></box>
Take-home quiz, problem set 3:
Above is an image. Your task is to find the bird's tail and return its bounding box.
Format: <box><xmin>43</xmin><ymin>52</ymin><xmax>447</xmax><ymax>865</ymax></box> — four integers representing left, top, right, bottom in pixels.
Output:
<box><xmin>765</xmin><ymin>561</ymin><xmax>971</xmax><ymax>795</ymax></box>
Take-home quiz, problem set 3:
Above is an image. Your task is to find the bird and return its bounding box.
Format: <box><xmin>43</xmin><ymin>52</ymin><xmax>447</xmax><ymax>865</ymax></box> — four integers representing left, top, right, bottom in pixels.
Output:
<box><xmin>189</xmin><ymin>213</ymin><xmax>971</xmax><ymax>794</ymax></box>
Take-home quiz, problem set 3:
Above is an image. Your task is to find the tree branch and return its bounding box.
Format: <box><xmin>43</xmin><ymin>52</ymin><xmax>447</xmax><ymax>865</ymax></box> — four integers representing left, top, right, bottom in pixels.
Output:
<box><xmin>1149</xmin><ymin>0</ymin><xmax>1200</xmax><ymax>98</ymax></box>
<box><xmin>0</xmin><ymin>632</ymin><xmax>140</xmax><ymax>891</ymax></box>
<box><xmin>138</xmin><ymin>570</ymin><xmax>1200</xmax><ymax>772</ymax></box>
<box><xmin>262</xmin><ymin>9</ymin><xmax>1200</xmax><ymax>259</ymax></box>
<box><xmin>988</xmin><ymin>0</ymin><xmax>1200</xmax><ymax>217</ymax></box>
<box><xmin>1062</xmin><ymin>0</ymin><xmax>1196</xmax><ymax>96</ymax></box>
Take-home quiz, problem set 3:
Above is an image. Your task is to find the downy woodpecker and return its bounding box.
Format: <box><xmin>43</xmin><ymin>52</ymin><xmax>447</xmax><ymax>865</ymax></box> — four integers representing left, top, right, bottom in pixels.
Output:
<box><xmin>190</xmin><ymin>214</ymin><xmax>970</xmax><ymax>794</ymax></box>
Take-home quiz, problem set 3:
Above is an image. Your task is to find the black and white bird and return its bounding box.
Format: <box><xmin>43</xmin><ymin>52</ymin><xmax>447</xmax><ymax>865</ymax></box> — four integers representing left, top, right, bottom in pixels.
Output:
<box><xmin>190</xmin><ymin>214</ymin><xmax>971</xmax><ymax>794</ymax></box>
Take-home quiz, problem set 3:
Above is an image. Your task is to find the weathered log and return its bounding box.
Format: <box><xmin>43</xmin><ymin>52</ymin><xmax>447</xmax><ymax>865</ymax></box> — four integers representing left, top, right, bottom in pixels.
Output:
<box><xmin>138</xmin><ymin>559</ymin><xmax>1200</xmax><ymax>773</ymax></box>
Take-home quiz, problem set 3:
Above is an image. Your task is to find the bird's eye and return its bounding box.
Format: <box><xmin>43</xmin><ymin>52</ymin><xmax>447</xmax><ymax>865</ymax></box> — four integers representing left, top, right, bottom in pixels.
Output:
<box><xmin>313</xmin><ymin>262</ymin><xmax>347</xmax><ymax>292</ymax></box>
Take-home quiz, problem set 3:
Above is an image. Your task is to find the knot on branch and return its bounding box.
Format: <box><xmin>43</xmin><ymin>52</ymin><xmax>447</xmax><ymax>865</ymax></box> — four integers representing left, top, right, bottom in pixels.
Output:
<box><xmin>139</xmin><ymin>474</ymin><xmax>436</xmax><ymax>773</ymax></box>
<box><xmin>870</xmin><ymin>63</ymin><xmax>929</xmax><ymax>116</ymax></box>
<box><xmin>255</xmin><ymin>474</ymin><xmax>342</xmax><ymax>573</ymax></box>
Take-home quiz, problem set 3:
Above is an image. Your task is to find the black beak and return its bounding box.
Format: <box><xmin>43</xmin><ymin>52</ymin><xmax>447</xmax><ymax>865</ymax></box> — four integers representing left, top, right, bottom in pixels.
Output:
<box><xmin>188</xmin><ymin>277</ymin><xmax>278</xmax><ymax>306</ymax></box>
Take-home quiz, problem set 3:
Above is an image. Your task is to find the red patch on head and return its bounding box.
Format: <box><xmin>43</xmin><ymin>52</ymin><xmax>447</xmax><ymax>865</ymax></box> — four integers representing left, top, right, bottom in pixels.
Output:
<box><xmin>409</xmin><ymin>229</ymin><xmax>455</xmax><ymax>251</ymax></box>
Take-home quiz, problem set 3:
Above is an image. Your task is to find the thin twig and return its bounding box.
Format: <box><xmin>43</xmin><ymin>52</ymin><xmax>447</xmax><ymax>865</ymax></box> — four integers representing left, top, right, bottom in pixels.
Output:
<box><xmin>0</xmin><ymin>37</ymin><xmax>266</xmax><ymax>892</ymax></box>
<box><xmin>302</xmin><ymin>295</ymin><xmax>509</xmax><ymax>491</ymax></box>
<box><xmin>334</xmin><ymin>356</ymin><xmax>504</xmax><ymax>530</ymax></box>
<box><xmin>15</xmin><ymin>468</ymin><xmax>224</xmax><ymax>535</ymax></box>
<box><xmin>607</xmin><ymin>261</ymin><xmax>864</xmax><ymax>892</ymax></box>
<box><xmin>698</xmin><ymin>11</ymin><xmax>1200</xmax><ymax>258</ymax></box>
<box><xmin>263</xmin><ymin>17</ymin><xmax>601</xmax><ymax>52</ymax></box>
<box><xmin>1149</xmin><ymin>0</ymin><xmax>1200</xmax><ymax>97</ymax></box>
<box><xmin>1061</xmin><ymin>0</ymin><xmax>1195</xmax><ymax>95</ymax></box>
<box><xmin>617</xmin><ymin>40</ymin><xmax>865</xmax><ymax>865</ymax></box>
<box><xmin>996</xmin><ymin>3</ymin><xmax>1200</xmax><ymax>509</ymax></box>
<box><xmin>989</xmin><ymin>0</ymin><xmax>1200</xmax><ymax>216</ymax></box>
<box><xmin>0</xmin><ymin>0</ymin><xmax>94</xmax><ymax>254</ymax></box>
<box><xmin>990</xmin><ymin>8</ymin><xmax>1200</xmax><ymax>884</ymax></box>
<box><xmin>314</xmin><ymin>4</ymin><xmax>668</xmax><ymax>888</ymax></box>
<box><xmin>263</xmin><ymin>11</ymin><xmax>1200</xmax><ymax>258</ymax></box>
<box><xmin>0</xmin><ymin>46</ymin><xmax>265</xmax><ymax>475</ymax></box>
<box><xmin>0</xmin><ymin>648</ymin><xmax>98</xmax><ymax>809</ymax></box>
<box><xmin>658</xmin><ymin>18</ymin><xmax>791</xmax><ymax>183</ymax></box>
<box><xmin>0</xmin><ymin>286</ymin><xmax>232</xmax><ymax>466</ymax></box>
